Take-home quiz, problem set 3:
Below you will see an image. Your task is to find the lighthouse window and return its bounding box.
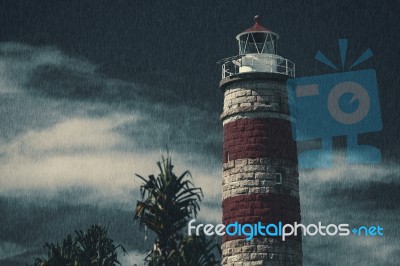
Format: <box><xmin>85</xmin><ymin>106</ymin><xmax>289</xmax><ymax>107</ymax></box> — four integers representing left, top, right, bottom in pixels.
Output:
<box><xmin>225</xmin><ymin>152</ymin><xmax>230</xmax><ymax>162</ymax></box>
<box><xmin>275</xmin><ymin>173</ymin><xmax>282</xmax><ymax>185</ymax></box>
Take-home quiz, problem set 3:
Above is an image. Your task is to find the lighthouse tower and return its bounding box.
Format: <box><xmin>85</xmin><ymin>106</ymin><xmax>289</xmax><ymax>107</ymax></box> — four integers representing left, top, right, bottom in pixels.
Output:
<box><xmin>219</xmin><ymin>16</ymin><xmax>302</xmax><ymax>265</ymax></box>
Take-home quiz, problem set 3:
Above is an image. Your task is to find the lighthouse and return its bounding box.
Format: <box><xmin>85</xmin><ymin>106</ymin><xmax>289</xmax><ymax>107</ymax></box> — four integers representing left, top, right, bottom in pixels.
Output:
<box><xmin>219</xmin><ymin>16</ymin><xmax>302</xmax><ymax>265</ymax></box>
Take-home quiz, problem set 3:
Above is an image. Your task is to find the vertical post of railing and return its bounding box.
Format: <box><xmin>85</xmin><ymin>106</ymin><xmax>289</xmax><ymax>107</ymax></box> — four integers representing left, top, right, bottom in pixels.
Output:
<box><xmin>285</xmin><ymin>59</ymin><xmax>288</xmax><ymax>75</ymax></box>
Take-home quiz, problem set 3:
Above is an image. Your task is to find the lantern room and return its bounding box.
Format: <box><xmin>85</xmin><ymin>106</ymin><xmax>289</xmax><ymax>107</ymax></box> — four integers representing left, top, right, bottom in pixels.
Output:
<box><xmin>236</xmin><ymin>15</ymin><xmax>278</xmax><ymax>55</ymax></box>
<box><xmin>218</xmin><ymin>15</ymin><xmax>295</xmax><ymax>78</ymax></box>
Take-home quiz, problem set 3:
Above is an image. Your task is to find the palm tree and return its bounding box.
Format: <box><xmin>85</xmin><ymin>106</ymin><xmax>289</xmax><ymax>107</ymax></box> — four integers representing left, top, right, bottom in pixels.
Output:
<box><xmin>33</xmin><ymin>235</ymin><xmax>78</xmax><ymax>266</ymax></box>
<box><xmin>175</xmin><ymin>232</ymin><xmax>220</xmax><ymax>266</ymax></box>
<box><xmin>134</xmin><ymin>156</ymin><xmax>219</xmax><ymax>265</ymax></box>
<box><xmin>74</xmin><ymin>225</ymin><xmax>126</xmax><ymax>265</ymax></box>
<box><xmin>32</xmin><ymin>225</ymin><xmax>125</xmax><ymax>266</ymax></box>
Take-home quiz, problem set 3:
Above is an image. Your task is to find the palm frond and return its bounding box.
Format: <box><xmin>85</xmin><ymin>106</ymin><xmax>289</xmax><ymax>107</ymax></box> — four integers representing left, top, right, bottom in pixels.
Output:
<box><xmin>134</xmin><ymin>155</ymin><xmax>207</xmax><ymax>264</ymax></box>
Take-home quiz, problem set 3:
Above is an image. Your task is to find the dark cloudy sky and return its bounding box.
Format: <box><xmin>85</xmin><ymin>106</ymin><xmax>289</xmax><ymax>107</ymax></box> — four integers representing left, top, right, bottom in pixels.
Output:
<box><xmin>0</xmin><ymin>0</ymin><xmax>399</xmax><ymax>265</ymax></box>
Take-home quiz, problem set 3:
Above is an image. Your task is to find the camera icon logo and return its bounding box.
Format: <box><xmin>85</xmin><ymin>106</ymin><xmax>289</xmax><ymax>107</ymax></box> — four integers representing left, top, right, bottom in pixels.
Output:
<box><xmin>328</xmin><ymin>81</ymin><xmax>370</xmax><ymax>125</ymax></box>
<box><xmin>287</xmin><ymin>39</ymin><xmax>382</xmax><ymax>168</ymax></box>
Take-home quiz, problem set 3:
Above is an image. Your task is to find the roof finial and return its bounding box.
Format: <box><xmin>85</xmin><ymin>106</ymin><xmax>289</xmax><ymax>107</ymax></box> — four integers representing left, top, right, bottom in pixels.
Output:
<box><xmin>254</xmin><ymin>15</ymin><xmax>260</xmax><ymax>24</ymax></box>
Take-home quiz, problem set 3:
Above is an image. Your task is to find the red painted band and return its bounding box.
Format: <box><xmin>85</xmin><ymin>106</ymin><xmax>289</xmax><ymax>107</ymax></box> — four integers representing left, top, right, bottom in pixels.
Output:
<box><xmin>222</xmin><ymin>193</ymin><xmax>301</xmax><ymax>242</ymax></box>
<box><xmin>223</xmin><ymin>118</ymin><xmax>297</xmax><ymax>162</ymax></box>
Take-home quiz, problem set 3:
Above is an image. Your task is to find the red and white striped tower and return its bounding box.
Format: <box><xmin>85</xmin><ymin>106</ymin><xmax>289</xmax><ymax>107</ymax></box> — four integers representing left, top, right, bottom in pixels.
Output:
<box><xmin>219</xmin><ymin>16</ymin><xmax>302</xmax><ymax>265</ymax></box>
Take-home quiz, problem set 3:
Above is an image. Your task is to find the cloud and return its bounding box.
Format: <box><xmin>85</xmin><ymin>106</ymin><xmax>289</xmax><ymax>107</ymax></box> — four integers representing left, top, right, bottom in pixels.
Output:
<box><xmin>0</xmin><ymin>42</ymin><xmax>223</xmax><ymax>211</ymax></box>
<box><xmin>118</xmin><ymin>250</ymin><xmax>146</xmax><ymax>266</ymax></box>
<box><xmin>0</xmin><ymin>42</ymin><xmax>96</xmax><ymax>94</ymax></box>
<box><xmin>0</xmin><ymin>115</ymin><xmax>153</xmax><ymax>205</ymax></box>
<box><xmin>3</xmin><ymin>115</ymin><xmax>134</xmax><ymax>154</ymax></box>
<box><xmin>0</xmin><ymin>43</ymin><xmax>104</xmax><ymax>142</ymax></box>
<box><xmin>299</xmin><ymin>161</ymin><xmax>400</xmax><ymax>265</ymax></box>
<box><xmin>5</xmin><ymin>42</ymin><xmax>181</xmax><ymax>106</ymax></box>
<box><xmin>0</xmin><ymin>111</ymin><xmax>222</xmax><ymax>210</ymax></box>
<box><xmin>0</xmin><ymin>42</ymin><xmax>222</xmax><ymax>158</ymax></box>
<box><xmin>0</xmin><ymin>241</ymin><xmax>27</xmax><ymax>261</ymax></box>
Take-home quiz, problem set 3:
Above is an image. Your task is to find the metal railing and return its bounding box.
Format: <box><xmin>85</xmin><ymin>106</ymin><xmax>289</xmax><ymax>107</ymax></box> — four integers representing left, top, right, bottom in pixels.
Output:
<box><xmin>219</xmin><ymin>54</ymin><xmax>295</xmax><ymax>79</ymax></box>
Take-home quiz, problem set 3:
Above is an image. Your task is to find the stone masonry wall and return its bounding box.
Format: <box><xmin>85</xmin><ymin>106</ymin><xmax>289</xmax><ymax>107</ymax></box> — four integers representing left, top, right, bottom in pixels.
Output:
<box><xmin>220</xmin><ymin>75</ymin><xmax>302</xmax><ymax>265</ymax></box>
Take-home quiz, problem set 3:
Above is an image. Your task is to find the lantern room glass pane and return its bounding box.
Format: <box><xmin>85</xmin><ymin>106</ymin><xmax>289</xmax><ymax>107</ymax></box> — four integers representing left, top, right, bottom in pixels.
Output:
<box><xmin>239</xmin><ymin>33</ymin><xmax>277</xmax><ymax>55</ymax></box>
<box><xmin>265</xmin><ymin>41</ymin><xmax>275</xmax><ymax>54</ymax></box>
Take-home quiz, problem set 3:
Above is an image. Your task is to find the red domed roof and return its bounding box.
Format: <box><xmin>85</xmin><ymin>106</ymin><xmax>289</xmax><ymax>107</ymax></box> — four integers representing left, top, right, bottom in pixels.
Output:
<box><xmin>236</xmin><ymin>15</ymin><xmax>278</xmax><ymax>40</ymax></box>
<box><xmin>243</xmin><ymin>15</ymin><xmax>272</xmax><ymax>33</ymax></box>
